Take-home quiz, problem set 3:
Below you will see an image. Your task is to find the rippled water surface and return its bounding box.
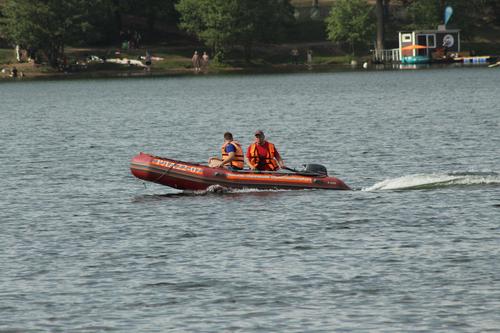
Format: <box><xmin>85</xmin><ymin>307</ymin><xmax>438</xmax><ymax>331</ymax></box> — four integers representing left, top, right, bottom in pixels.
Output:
<box><xmin>1</xmin><ymin>67</ymin><xmax>499</xmax><ymax>332</ymax></box>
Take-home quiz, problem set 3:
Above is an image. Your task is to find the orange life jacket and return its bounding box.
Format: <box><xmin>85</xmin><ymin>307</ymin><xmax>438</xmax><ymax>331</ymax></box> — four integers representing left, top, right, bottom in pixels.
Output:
<box><xmin>221</xmin><ymin>141</ymin><xmax>244</xmax><ymax>169</ymax></box>
<box><xmin>248</xmin><ymin>141</ymin><xmax>279</xmax><ymax>171</ymax></box>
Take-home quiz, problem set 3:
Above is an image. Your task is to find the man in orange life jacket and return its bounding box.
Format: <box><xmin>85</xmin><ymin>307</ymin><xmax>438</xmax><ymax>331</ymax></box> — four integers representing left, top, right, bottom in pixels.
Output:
<box><xmin>211</xmin><ymin>132</ymin><xmax>244</xmax><ymax>170</ymax></box>
<box><xmin>246</xmin><ymin>130</ymin><xmax>285</xmax><ymax>171</ymax></box>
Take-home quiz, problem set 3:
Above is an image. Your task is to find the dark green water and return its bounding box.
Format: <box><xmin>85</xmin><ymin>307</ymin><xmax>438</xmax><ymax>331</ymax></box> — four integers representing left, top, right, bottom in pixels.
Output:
<box><xmin>1</xmin><ymin>67</ymin><xmax>499</xmax><ymax>332</ymax></box>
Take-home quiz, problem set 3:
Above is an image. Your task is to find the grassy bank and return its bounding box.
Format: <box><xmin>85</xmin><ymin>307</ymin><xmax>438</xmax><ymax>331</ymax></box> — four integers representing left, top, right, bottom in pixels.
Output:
<box><xmin>2</xmin><ymin>39</ymin><xmax>498</xmax><ymax>80</ymax></box>
<box><xmin>0</xmin><ymin>43</ymin><xmax>362</xmax><ymax>80</ymax></box>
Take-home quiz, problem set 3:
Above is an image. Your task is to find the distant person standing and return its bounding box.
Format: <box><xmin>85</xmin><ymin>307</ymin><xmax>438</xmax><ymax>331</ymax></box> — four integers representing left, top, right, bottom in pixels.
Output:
<box><xmin>307</xmin><ymin>49</ymin><xmax>313</xmax><ymax>65</ymax></box>
<box><xmin>202</xmin><ymin>51</ymin><xmax>209</xmax><ymax>70</ymax></box>
<box><xmin>192</xmin><ymin>51</ymin><xmax>201</xmax><ymax>72</ymax></box>
<box><xmin>135</xmin><ymin>31</ymin><xmax>142</xmax><ymax>49</ymax></box>
<box><xmin>145</xmin><ymin>49</ymin><xmax>152</xmax><ymax>72</ymax></box>
<box><xmin>291</xmin><ymin>48</ymin><xmax>299</xmax><ymax>65</ymax></box>
<box><xmin>10</xmin><ymin>66</ymin><xmax>18</xmax><ymax>78</ymax></box>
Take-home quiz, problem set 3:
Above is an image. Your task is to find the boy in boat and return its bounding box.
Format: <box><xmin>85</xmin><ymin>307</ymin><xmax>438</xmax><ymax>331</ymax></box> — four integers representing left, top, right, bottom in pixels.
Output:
<box><xmin>209</xmin><ymin>132</ymin><xmax>244</xmax><ymax>170</ymax></box>
<box><xmin>246</xmin><ymin>130</ymin><xmax>285</xmax><ymax>171</ymax></box>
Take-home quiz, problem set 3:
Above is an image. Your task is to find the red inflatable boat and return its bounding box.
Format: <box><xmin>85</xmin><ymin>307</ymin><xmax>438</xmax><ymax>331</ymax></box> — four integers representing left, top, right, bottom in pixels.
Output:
<box><xmin>130</xmin><ymin>152</ymin><xmax>350</xmax><ymax>191</ymax></box>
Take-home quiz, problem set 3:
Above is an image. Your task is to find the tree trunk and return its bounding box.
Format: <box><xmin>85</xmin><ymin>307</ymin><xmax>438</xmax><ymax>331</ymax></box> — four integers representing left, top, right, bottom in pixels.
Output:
<box><xmin>44</xmin><ymin>39</ymin><xmax>65</xmax><ymax>69</ymax></box>
<box><xmin>46</xmin><ymin>45</ymin><xmax>59</xmax><ymax>68</ymax></box>
<box><xmin>147</xmin><ymin>9</ymin><xmax>157</xmax><ymax>37</ymax></box>
<box><xmin>376</xmin><ymin>0</ymin><xmax>385</xmax><ymax>51</ymax></box>
<box><xmin>439</xmin><ymin>0</ymin><xmax>447</xmax><ymax>24</ymax></box>
<box><xmin>439</xmin><ymin>0</ymin><xmax>446</xmax><ymax>12</ymax></box>
<box><xmin>112</xmin><ymin>0</ymin><xmax>122</xmax><ymax>33</ymax></box>
<box><xmin>213</xmin><ymin>42</ymin><xmax>224</xmax><ymax>63</ymax></box>
<box><xmin>244</xmin><ymin>42</ymin><xmax>252</xmax><ymax>63</ymax></box>
<box><xmin>114</xmin><ymin>9</ymin><xmax>122</xmax><ymax>33</ymax></box>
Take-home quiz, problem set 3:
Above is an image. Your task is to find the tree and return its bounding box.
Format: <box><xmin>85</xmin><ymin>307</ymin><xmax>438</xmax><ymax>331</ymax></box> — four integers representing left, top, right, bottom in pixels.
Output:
<box><xmin>0</xmin><ymin>0</ymin><xmax>103</xmax><ymax>67</ymax></box>
<box><xmin>113</xmin><ymin>0</ymin><xmax>177</xmax><ymax>38</ymax></box>
<box><xmin>375</xmin><ymin>0</ymin><xmax>389</xmax><ymax>50</ymax></box>
<box><xmin>403</xmin><ymin>0</ymin><xmax>494</xmax><ymax>37</ymax></box>
<box><xmin>176</xmin><ymin>0</ymin><xmax>293</xmax><ymax>62</ymax></box>
<box><xmin>236</xmin><ymin>0</ymin><xmax>294</xmax><ymax>61</ymax></box>
<box><xmin>325</xmin><ymin>0</ymin><xmax>375</xmax><ymax>55</ymax></box>
<box><xmin>139</xmin><ymin>0</ymin><xmax>177</xmax><ymax>37</ymax></box>
<box><xmin>403</xmin><ymin>0</ymin><xmax>441</xmax><ymax>30</ymax></box>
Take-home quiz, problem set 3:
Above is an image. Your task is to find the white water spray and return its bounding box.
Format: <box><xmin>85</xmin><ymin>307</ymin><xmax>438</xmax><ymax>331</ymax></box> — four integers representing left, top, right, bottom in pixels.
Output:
<box><xmin>363</xmin><ymin>172</ymin><xmax>500</xmax><ymax>191</ymax></box>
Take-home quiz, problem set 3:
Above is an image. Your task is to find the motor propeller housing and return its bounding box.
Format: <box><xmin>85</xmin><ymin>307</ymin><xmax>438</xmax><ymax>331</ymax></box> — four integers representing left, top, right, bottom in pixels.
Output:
<box><xmin>302</xmin><ymin>164</ymin><xmax>328</xmax><ymax>176</ymax></box>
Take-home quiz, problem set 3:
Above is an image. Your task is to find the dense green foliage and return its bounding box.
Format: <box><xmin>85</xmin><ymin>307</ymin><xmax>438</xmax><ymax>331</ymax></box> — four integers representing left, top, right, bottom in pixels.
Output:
<box><xmin>0</xmin><ymin>0</ymin><xmax>499</xmax><ymax>68</ymax></box>
<box><xmin>176</xmin><ymin>0</ymin><xmax>294</xmax><ymax>62</ymax></box>
<box><xmin>0</xmin><ymin>0</ymin><xmax>177</xmax><ymax>67</ymax></box>
<box><xmin>325</xmin><ymin>0</ymin><xmax>375</xmax><ymax>55</ymax></box>
<box><xmin>403</xmin><ymin>0</ymin><xmax>441</xmax><ymax>31</ymax></box>
<box><xmin>0</xmin><ymin>0</ymin><xmax>102</xmax><ymax>66</ymax></box>
<box><xmin>105</xmin><ymin>0</ymin><xmax>177</xmax><ymax>38</ymax></box>
<box><xmin>403</xmin><ymin>0</ymin><xmax>499</xmax><ymax>37</ymax></box>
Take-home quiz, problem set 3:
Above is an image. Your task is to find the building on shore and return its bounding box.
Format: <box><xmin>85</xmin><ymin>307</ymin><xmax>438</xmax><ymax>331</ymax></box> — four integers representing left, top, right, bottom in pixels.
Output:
<box><xmin>373</xmin><ymin>25</ymin><xmax>465</xmax><ymax>64</ymax></box>
<box><xmin>374</xmin><ymin>25</ymin><xmax>495</xmax><ymax>65</ymax></box>
<box><xmin>398</xmin><ymin>26</ymin><xmax>460</xmax><ymax>64</ymax></box>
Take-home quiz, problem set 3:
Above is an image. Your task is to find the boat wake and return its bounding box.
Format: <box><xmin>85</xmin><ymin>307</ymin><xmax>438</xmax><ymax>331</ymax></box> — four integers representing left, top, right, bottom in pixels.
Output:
<box><xmin>363</xmin><ymin>172</ymin><xmax>500</xmax><ymax>191</ymax></box>
<box><xmin>192</xmin><ymin>185</ymin><xmax>297</xmax><ymax>195</ymax></box>
<box><xmin>132</xmin><ymin>186</ymin><xmax>297</xmax><ymax>201</ymax></box>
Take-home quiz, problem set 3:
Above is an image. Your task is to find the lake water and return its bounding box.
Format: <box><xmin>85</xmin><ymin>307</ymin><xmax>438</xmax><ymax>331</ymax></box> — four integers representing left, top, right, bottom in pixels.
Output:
<box><xmin>1</xmin><ymin>67</ymin><xmax>499</xmax><ymax>332</ymax></box>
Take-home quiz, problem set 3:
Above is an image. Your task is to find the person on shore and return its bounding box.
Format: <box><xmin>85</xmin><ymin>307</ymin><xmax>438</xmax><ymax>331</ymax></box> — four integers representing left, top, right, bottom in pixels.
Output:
<box><xmin>202</xmin><ymin>51</ymin><xmax>209</xmax><ymax>70</ymax></box>
<box><xmin>192</xmin><ymin>51</ymin><xmax>201</xmax><ymax>72</ymax></box>
<box><xmin>291</xmin><ymin>48</ymin><xmax>299</xmax><ymax>65</ymax></box>
<box><xmin>246</xmin><ymin>130</ymin><xmax>285</xmax><ymax>171</ymax></box>
<box><xmin>144</xmin><ymin>50</ymin><xmax>152</xmax><ymax>72</ymax></box>
<box><xmin>209</xmin><ymin>132</ymin><xmax>244</xmax><ymax>170</ymax></box>
<box><xmin>132</xmin><ymin>30</ymin><xmax>141</xmax><ymax>49</ymax></box>
<box><xmin>10</xmin><ymin>66</ymin><xmax>18</xmax><ymax>78</ymax></box>
<box><xmin>307</xmin><ymin>49</ymin><xmax>313</xmax><ymax>65</ymax></box>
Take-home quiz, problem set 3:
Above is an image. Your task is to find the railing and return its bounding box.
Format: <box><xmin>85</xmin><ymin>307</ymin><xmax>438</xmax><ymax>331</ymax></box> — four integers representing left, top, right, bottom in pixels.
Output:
<box><xmin>372</xmin><ymin>48</ymin><xmax>400</xmax><ymax>63</ymax></box>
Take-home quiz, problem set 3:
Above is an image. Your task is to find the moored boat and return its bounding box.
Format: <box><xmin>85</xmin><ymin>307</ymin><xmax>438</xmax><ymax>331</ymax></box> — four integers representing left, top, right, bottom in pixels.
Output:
<box><xmin>130</xmin><ymin>152</ymin><xmax>350</xmax><ymax>191</ymax></box>
<box><xmin>401</xmin><ymin>55</ymin><xmax>430</xmax><ymax>64</ymax></box>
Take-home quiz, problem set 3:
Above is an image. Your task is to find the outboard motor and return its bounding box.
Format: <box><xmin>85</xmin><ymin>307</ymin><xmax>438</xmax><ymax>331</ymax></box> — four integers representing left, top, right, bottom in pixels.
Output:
<box><xmin>303</xmin><ymin>164</ymin><xmax>328</xmax><ymax>176</ymax></box>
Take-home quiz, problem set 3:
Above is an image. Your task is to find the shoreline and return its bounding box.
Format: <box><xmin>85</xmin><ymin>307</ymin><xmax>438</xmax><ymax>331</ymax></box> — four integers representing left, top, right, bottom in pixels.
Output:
<box><xmin>2</xmin><ymin>42</ymin><xmax>498</xmax><ymax>82</ymax></box>
<box><xmin>1</xmin><ymin>60</ymin><xmax>497</xmax><ymax>82</ymax></box>
<box><xmin>0</xmin><ymin>43</ymin><xmax>377</xmax><ymax>81</ymax></box>
<box><xmin>0</xmin><ymin>63</ymin><xmax>360</xmax><ymax>81</ymax></box>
